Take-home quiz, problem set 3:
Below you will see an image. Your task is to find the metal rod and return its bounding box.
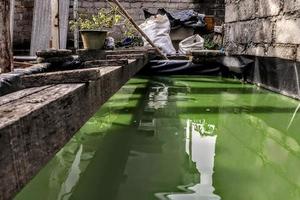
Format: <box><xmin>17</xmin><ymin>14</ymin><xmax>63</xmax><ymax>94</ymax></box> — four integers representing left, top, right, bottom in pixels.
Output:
<box><xmin>109</xmin><ymin>0</ymin><xmax>168</xmax><ymax>60</ymax></box>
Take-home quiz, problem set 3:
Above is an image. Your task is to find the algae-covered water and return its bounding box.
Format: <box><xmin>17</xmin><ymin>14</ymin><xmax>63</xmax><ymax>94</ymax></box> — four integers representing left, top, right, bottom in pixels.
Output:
<box><xmin>15</xmin><ymin>76</ymin><xmax>300</xmax><ymax>200</ymax></box>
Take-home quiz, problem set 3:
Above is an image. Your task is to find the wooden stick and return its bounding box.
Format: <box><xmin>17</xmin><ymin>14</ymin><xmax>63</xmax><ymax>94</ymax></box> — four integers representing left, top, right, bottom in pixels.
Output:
<box><xmin>109</xmin><ymin>0</ymin><xmax>168</xmax><ymax>60</ymax></box>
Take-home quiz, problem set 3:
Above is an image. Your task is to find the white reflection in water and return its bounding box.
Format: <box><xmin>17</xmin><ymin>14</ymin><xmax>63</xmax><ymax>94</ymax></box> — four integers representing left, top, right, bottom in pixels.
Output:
<box><xmin>168</xmin><ymin>120</ymin><xmax>221</xmax><ymax>200</ymax></box>
<box><xmin>287</xmin><ymin>103</ymin><xmax>300</xmax><ymax>130</ymax></box>
<box><xmin>147</xmin><ymin>84</ymin><xmax>169</xmax><ymax>110</ymax></box>
<box><xmin>57</xmin><ymin>145</ymin><xmax>83</xmax><ymax>200</ymax></box>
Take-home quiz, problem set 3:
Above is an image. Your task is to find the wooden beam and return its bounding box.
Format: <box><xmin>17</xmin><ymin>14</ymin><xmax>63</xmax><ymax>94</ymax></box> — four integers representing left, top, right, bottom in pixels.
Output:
<box><xmin>0</xmin><ymin>0</ymin><xmax>13</xmax><ymax>73</ymax></box>
<box><xmin>83</xmin><ymin>59</ymin><xmax>129</xmax><ymax>67</ymax></box>
<box><xmin>106</xmin><ymin>53</ymin><xmax>145</xmax><ymax>60</ymax></box>
<box><xmin>21</xmin><ymin>66</ymin><xmax>122</xmax><ymax>87</ymax></box>
<box><xmin>20</xmin><ymin>58</ymin><xmax>144</xmax><ymax>88</ymax></box>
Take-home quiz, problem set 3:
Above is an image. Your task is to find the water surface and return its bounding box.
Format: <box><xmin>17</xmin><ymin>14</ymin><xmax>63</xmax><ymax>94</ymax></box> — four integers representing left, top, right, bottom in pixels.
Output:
<box><xmin>15</xmin><ymin>76</ymin><xmax>300</xmax><ymax>200</ymax></box>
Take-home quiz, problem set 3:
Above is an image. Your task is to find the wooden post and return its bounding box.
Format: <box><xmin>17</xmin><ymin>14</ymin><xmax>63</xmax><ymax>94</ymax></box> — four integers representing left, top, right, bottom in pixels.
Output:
<box><xmin>73</xmin><ymin>0</ymin><xmax>79</xmax><ymax>49</ymax></box>
<box><xmin>10</xmin><ymin>0</ymin><xmax>14</xmax><ymax>42</ymax></box>
<box><xmin>30</xmin><ymin>0</ymin><xmax>52</xmax><ymax>55</ymax></box>
<box><xmin>51</xmin><ymin>0</ymin><xmax>60</xmax><ymax>49</ymax></box>
<box><xmin>0</xmin><ymin>0</ymin><xmax>13</xmax><ymax>73</ymax></box>
<box><xmin>59</xmin><ymin>0</ymin><xmax>70</xmax><ymax>49</ymax></box>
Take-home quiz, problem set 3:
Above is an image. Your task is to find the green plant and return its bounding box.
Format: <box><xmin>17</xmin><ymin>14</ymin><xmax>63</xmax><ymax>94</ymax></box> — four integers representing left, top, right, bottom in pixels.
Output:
<box><xmin>203</xmin><ymin>34</ymin><xmax>219</xmax><ymax>50</ymax></box>
<box><xmin>70</xmin><ymin>6</ymin><xmax>122</xmax><ymax>31</ymax></box>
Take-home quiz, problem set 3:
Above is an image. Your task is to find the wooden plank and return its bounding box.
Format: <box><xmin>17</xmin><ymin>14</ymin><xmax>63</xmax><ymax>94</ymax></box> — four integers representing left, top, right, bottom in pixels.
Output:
<box><xmin>83</xmin><ymin>59</ymin><xmax>129</xmax><ymax>67</ymax></box>
<box><xmin>51</xmin><ymin>0</ymin><xmax>59</xmax><ymax>48</ymax></box>
<box><xmin>13</xmin><ymin>61</ymin><xmax>33</xmax><ymax>69</ymax></box>
<box><xmin>0</xmin><ymin>86</ymin><xmax>52</xmax><ymax>106</ymax></box>
<box><xmin>0</xmin><ymin>84</ymin><xmax>82</xmax><ymax>127</ymax></box>
<box><xmin>30</xmin><ymin>0</ymin><xmax>52</xmax><ymax>55</ymax></box>
<box><xmin>21</xmin><ymin>66</ymin><xmax>122</xmax><ymax>87</ymax></box>
<box><xmin>59</xmin><ymin>0</ymin><xmax>70</xmax><ymax>49</ymax></box>
<box><xmin>106</xmin><ymin>53</ymin><xmax>145</xmax><ymax>60</ymax></box>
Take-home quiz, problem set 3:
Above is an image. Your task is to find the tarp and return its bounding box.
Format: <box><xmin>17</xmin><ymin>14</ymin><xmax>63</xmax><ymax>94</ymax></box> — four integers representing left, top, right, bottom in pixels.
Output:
<box><xmin>144</xmin><ymin>9</ymin><xmax>206</xmax><ymax>30</ymax></box>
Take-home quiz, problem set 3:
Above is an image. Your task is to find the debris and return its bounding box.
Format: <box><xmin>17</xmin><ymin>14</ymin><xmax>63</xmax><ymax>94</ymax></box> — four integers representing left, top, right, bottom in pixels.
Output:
<box><xmin>179</xmin><ymin>34</ymin><xmax>204</xmax><ymax>54</ymax></box>
<box><xmin>110</xmin><ymin>0</ymin><xmax>168</xmax><ymax>59</ymax></box>
<box><xmin>139</xmin><ymin>15</ymin><xmax>176</xmax><ymax>55</ymax></box>
<box><xmin>144</xmin><ymin>9</ymin><xmax>206</xmax><ymax>30</ymax></box>
<box><xmin>104</xmin><ymin>37</ymin><xmax>115</xmax><ymax>50</ymax></box>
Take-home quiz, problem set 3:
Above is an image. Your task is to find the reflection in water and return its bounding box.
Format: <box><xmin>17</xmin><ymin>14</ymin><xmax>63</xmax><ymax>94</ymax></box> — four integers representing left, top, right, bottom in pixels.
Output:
<box><xmin>147</xmin><ymin>82</ymin><xmax>169</xmax><ymax>110</ymax></box>
<box><xmin>287</xmin><ymin>103</ymin><xmax>300</xmax><ymax>130</ymax></box>
<box><xmin>158</xmin><ymin>120</ymin><xmax>220</xmax><ymax>200</ymax></box>
<box><xmin>57</xmin><ymin>145</ymin><xmax>83</xmax><ymax>200</ymax></box>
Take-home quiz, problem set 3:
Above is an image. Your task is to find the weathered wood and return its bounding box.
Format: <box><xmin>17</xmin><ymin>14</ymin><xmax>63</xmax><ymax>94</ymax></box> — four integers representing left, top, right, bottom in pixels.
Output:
<box><xmin>105</xmin><ymin>49</ymin><xmax>148</xmax><ymax>55</ymax></box>
<box><xmin>59</xmin><ymin>0</ymin><xmax>70</xmax><ymax>49</ymax></box>
<box><xmin>0</xmin><ymin>86</ymin><xmax>52</xmax><ymax>106</ymax></box>
<box><xmin>30</xmin><ymin>0</ymin><xmax>70</xmax><ymax>54</ymax></box>
<box><xmin>13</xmin><ymin>61</ymin><xmax>33</xmax><ymax>69</ymax></box>
<box><xmin>0</xmin><ymin>57</ymin><xmax>146</xmax><ymax>199</ymax></box>
<box><xmin>0</xmin><ymin>0</ymin><xmax>13</xmax><ymax>73</ymax></box>
<box><xmin>21</xmin><ymin>66</ymin><xmax>122</xmax><ymax>87</ymax></box>
<box><xmin>106</xmin><ymin>53</ymin><xmax>145</xmax><ymax>60</ymax></box>
<box><xmin>20</xmin><ymin>58</ymin><xmax>143</xmax><ymax>87</ymax></box>
<box><xmin>83</xmin><ymin>59</ymin><xmax>129</xmax><ymax>67</ymax></box>
<box><xmin>30</xmin><ymin>0</ymin><xmax>52</xmax><ymax>55</ymax></box>
<box><xmin>51</xmin><ymin>0</ymin><xmax>59</xmax><ymax>48</ymax></box>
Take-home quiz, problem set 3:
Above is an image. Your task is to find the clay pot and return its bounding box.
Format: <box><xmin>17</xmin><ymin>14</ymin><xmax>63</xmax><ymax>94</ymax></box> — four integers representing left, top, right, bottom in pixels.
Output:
<box><xmin>80</xmin><ymin>30</ymin><xmax>107</xmax><ymax>50</ymax></box>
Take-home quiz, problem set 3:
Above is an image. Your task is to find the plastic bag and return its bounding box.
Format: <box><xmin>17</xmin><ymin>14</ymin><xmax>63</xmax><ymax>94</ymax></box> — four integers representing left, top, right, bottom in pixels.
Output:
<box><xmin>139</xmin><ymin>15</ymin><xmax>176</xmax><ymax>55</ymax></box>
<box><xmin>179</xmin><ymin>34</ymin><xmax>204</xmax><ymax>54</ymax></box>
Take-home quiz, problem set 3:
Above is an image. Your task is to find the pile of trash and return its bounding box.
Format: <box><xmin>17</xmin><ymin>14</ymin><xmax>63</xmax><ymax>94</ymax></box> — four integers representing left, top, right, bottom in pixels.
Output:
<box><xmin>139</xmin><ymin>9</ymin><xmax>224</xmax><ymax>55</ymax></box>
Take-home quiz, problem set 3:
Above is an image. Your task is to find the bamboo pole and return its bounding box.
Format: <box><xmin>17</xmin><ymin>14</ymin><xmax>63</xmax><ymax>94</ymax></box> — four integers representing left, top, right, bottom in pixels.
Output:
<box><xmin>109</xmin><ymin>0</ymin><xmax>168</xmax><ymax>60</ymax></box>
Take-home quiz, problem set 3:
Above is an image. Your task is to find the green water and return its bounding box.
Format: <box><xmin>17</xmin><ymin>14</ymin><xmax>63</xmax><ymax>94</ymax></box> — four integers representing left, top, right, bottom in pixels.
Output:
<box><xmin>15</xmin><ymin>76</ymin><xmax>300</xmax><ymax>200</ymax></box>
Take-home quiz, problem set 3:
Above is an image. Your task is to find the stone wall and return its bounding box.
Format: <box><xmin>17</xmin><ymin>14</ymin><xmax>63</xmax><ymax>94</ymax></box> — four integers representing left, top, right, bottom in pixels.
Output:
<box><xmin>224</xmin><ymin>0</ymin><xmax>300</xmax><ymax>61</ymax></box>
<box><xmin>13</xmin><ymin>0</ymin><xmax>225</xmax><ymax>53</ymax></box>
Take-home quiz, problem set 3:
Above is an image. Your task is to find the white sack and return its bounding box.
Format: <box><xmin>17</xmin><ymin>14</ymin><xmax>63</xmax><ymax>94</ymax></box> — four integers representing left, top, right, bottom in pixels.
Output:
<box><xmin>139</xmin><ymin>15</ymin><xmax>176</xmax><ymax>55</ymax></box>
<box><xmin>179</xmin><ymin>34</ymin><xmax>204</xmax><ymax>54</ymax></box>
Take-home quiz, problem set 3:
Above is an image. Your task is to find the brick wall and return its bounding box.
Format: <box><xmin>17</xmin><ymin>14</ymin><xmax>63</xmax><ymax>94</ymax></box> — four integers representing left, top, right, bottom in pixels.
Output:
<box><xmin>70</xmin><ymin>0</ymin><xmax>225</xmax><ymax>24</ymax></box>
<box><xmin>13</xmin><ymin>0</ymin><xmax>225</xmax><ymax>53</ymax></box>
<box><xmin>224</xmin><ymin>0</ymin><xmax>300</xmax><ymax>61</ymax></box>
<box><xmin>13</xmin><ymin>0</ymin><xmax>34</xmax><ymax>51</ymax></box>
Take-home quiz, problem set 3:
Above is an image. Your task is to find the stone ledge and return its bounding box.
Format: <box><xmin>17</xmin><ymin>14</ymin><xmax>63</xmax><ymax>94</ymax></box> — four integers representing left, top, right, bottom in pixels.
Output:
<box><xmin>0</xmin><ymin>56</ymin><xmax>147</xmax><ymax>200</ymax></box>
<box><xmin>0</xmin><ymin>63</ymin><xmax>51</xmax><ymax>96</ymax></box>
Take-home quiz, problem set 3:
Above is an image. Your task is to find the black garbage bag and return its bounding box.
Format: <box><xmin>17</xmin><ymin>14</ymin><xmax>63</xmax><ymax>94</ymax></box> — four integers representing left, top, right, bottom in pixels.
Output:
<box><xmin>141</xmin><ymin>60</ymin><xmax>221</xmax><ymax>75</ymax></box>
<box><xmin>143</xmin><ymin>9</ymin><xmax>206</xmax><ymax>29</ymax></box>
